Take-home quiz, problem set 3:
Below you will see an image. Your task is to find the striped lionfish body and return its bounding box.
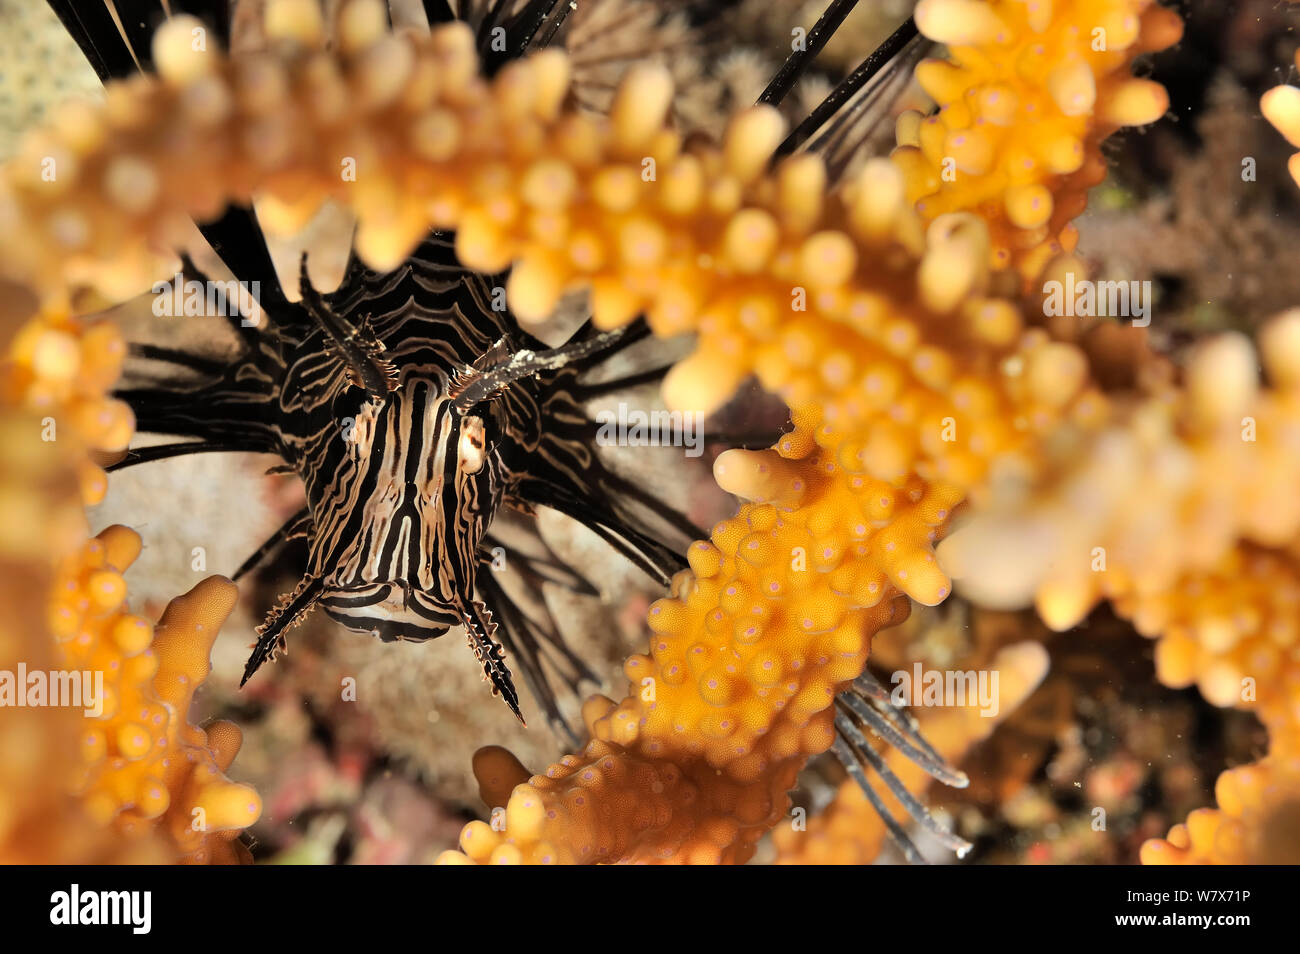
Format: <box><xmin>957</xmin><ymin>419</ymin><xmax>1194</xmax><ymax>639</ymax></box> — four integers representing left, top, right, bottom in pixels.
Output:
<box><xmin>120</xmin><ymin>233</ymin><xmax>689</xmax><ymax>726</ymax></box>
<box><xmin>267</xmin><ymin>237</ymin><xmax>689</xmax><ymax>719</ymax></box>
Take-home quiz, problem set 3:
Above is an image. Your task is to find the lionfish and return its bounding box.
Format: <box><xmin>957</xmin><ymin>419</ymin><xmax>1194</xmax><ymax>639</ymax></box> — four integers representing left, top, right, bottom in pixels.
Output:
<box><xmin>48</xmin><ymin>0</ymin><xmax>970</xmax><ymax>861</ymax></box>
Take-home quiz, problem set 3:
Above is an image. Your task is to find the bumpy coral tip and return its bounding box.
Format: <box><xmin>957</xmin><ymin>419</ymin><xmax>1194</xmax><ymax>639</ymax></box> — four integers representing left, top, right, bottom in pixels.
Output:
<box><xmin>915</xmin><ymin>0</ymin><xmax>1008</xmax><ymax>46</ymax></box>
<box><xmin>996</xmin><ymin>641</ymin><xmax>1051</xmax><ymax>697</ymax></box>
<box><xmin>1035</xmin><ymin>579</ymin><xmax>1095</xmax><ymax>632</ymax></box>
<box><xmin>1260</xmin><ymin>309</ymin><xmax>1300</xmax><ymax>389</ymax></box>
<box><xmin>152</xmin><ymin>15</ymin><xmax>218</xmax><ymax>86</ymax></box>
<box><xmin>611</xmin><ymin>64</ymin><xmax>674</xmax><ymax>155</ymax></box>
<box><xmin>264</xmin><ymin>0</ymin><xmax>326</xmax><ymax>46</ymax></box>
<box><xmin>723</xmin><ymin>107</ymin><xmax>787</xmax><ymax>184</ymax></box>
<box><xmin>1262</xmin><ymin>85</ymin><xmax>1300</xmax><ymax>149</ymax></box>
<box><xmin>1104</xmin><ymin>80</ymin><xmax>1169</xmax><ymax>127</ymax></box>
<box><xmin>662</xmin><ymin>352</ymin><xmax>741</xmax><ymax>416</ymax></box>
<box><xmin>434</xmin><ymin>850</ymin><xmax>475</xmax><ymax>864</ymax></box>
<box><xmin>473</xmin><ymin>745</ymin><xmax>531</xmax><ymax>809</ymax></box>
<box><xmin>713</xmin><ymin>449</ymin><xmax>806</xmax><ymax>508</ymax></box>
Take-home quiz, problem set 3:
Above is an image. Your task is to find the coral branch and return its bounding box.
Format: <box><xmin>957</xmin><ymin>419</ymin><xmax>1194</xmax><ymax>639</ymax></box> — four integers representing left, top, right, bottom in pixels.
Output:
<box><xmin>897</xmin><ymin>0</ymin><xmax>1182</xmax><ymax>281</ymax></box>
<box><xmin>53</xmin><ymin>530</ymin><xmax>261</xmax><ymax>863</ymax></box>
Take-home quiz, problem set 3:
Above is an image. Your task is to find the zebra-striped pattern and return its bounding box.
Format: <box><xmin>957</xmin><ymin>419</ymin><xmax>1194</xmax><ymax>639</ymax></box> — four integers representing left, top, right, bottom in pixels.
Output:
<box><xmin>279</xmin><ymin>239</ymin><xmax>515</xmax><ymax>642</ymax></box>
<box><xmin>121</xmin><ymin>231</ymin><xmax>688</xmax><ymax>724</ymax></box>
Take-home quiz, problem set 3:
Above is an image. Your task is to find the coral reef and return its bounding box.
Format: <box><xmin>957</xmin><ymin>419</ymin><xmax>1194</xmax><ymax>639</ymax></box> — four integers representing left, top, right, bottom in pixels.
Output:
<box><xmin>4</xmin><ymin>308</ymin><xmax>133</xmax><ymax>506</ymax></box>
<box><xmin>1</xmin><ymin>0</ymin><xmax>1298</xmax><ymax>866</ymax></box>
<box><xmin>938</xmin><ymin>314</ymin><xmax>1300</xmax><ymax>723</ymax></box>
<box><xmin>52</xmin><ymin>529</ymin><xmax>262</xmax><ymax>863</ymax></box>
<box><xmin>0</xmin><ymin>404</ymin><xmax>138</xmax><ymax>862</ymax></box>
<box><xmin>439</xmin><ymin>422</ymin><xmax>954</xmax><ymax>863</ymax></box>
<box><xmin>896</xmin><ymin>0</ymin><xmax>1182</xmax><ymax>282</ymax></box>
<box><xmin>0</xmin><ymin>333</ymin><xmax>258</xmax><ymax>861</ymax></box>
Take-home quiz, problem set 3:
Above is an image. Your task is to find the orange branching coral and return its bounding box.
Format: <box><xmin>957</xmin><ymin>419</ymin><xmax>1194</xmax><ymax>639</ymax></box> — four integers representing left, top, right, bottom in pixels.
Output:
<box><xmin>1086</xmin><ymin>28</ymin><xmax>1300</xmax><ymax>870</ymax></box>
<box><xmin>0</xmin><ymin>4</ymin><xmax>1103</xmax><ymax>490</ymax></box>
<box><xmin>895</xmin><ymin>0</ymin><xmax>1182</xmax><ymax>281</ymax></box>
<box><xmin>939</xmin><ymin>311</ymin><xmax>1300</xmax><ymax>658</ymax></box>
<box><xmin>436</xmin><ymin>412</ymin><xmax>963</xmax><ymax>864</ymax></box>
<box><xmin>1260</xmin><ymin>48</ymin><xmax>1300</xmax><ymax>189</ymax></box>
<box><xmin>51</xmin><ymin>527</ymin><xmax>262</xmax><ymax>863</ymax></box>
<box><xmin>1120</xmin><ymin>544</ymin><xmax>1300</xmax><ymax>720</ymax></box>
<box><xmin>2</xmin><ymin>1</ymin><xmax>1158</xmax><ymax>525</ymax></box>
<box><xmin>0</xmin><ymin>405</ymin><xmax>148</xmax><ymax>863</ymax></box>
<box><xmin>771</xmin><ymin>640</ymin><xmax>1049</xmax><ymax>864</ymax></box>
<box><xmin>1142</xmin><ymin>753</ymin><xmax>1300</xmax><ymax>864</ymax></box>
<box><xmin>3</xmin><ymin>307</ymin><xmax>133</xmax><ymax>506</ymax></box>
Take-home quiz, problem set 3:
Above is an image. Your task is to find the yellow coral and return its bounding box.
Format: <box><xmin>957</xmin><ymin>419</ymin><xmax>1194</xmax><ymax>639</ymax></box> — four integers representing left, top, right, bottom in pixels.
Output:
<box><xmin>52</xmin><ymin>528</ymin><xmax>261</xmax><ymax>863</ymax></box>
<box><xmin>436</xmin><ymin>415</ymin><xmax>961</xmax><ymax>863</ymax></box>
<box><xmin>1118</xmin><ymin>545</ymin><xmax>1300</xmax><ymax>721</ymax></box>
<box><xmin>1260</xmin><ymin>48</ymin><xmax>1300</xmax><ymax>189</ymax></box>
<box><xmin>0</xmin><ymin>7</ymin><xmax>1098</xmax><ymax>492</ymax></box>
<box><xmin>0</xmin><ymin>404</ymin><xmax>152</xmax><ymax>863</ymax></box>
<box><xmin>896</xmin><ymin>0</ymin><xmax>1182</xmax><ymax>281</ymax></box>
<box><xmin>940</xmin><ymin>311</ymin><xmax>1300</xmax><ymax>673</ymax></box>
<box><xmin>3</xmin><ymin>308</ymin><xmax>133</xmax><ymax>506</ymax></box>
<box><xmin>1142</xmin><ymin>754</ymin><xmax>1300</xmax><ymax>864</ymax></box>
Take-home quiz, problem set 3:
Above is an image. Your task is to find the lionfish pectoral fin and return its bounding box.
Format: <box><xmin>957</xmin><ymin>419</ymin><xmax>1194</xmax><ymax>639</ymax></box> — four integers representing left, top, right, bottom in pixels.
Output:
<box><xmin>450</xmin><ymin>326</ymin><xmax>642</xmax><ymax>412</ymax></box>
<box><xmin>829</xmin><ymin>673</ymin><xmax>974</xmax><ymax>864</ymax></box>
<box><xmin>461</xmin><ymin>599</ymin><xmax>526</xmax><ymax>726</ymax></box>
<box><xmin>241</xmin><ymin>574</ymin><xmax>324</xmax><ymax>687</ymax></box>
<box><xmin>447</xmin><ymin>335</ymin><xmax>514</xmax><ymax>402</ymax></box>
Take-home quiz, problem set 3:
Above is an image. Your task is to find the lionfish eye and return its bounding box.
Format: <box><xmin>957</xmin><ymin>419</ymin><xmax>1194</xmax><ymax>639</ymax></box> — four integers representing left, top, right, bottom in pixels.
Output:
<box><xmin>458</xmin><ymin>415</ymin><xmax>487</xmax><ymax>474</ymax></box>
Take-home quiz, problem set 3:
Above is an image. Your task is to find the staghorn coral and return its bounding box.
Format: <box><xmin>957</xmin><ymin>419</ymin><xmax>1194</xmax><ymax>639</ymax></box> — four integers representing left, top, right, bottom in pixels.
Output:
<box><xmin>0</xmin><ymin>404</ymin><xmax>146</xmax><ymax>863</ymax></box>
<box><xmin>0</xmin><ymin>2</ymin><xmax>1166</xmax><ymax>512</ymax></box>
<box><xmin>51</xmin><ymin>528</ymin><xmax>262</xmax><ymax>863</ymax></box>
<box><xmin>771</xmin><ymin>640</ymin><xmax>1049</xmax><ymax>864</ymax></box>
<box><xmin>894</xmin><ymin>0</ymin><xmax>1182</xmax><ymax>282</ymax></box>
<box><xmin>1120</xmin><ymin>543</ymin><xmax>1300</xmax><ymax>723</ymax></box>
<box><xmin>0</xmin><ymin>335</ymin><xmax>257</xmax><ymax>860</ymax></box>
<box><xmin>0</xmin><ymin>5</ymin><xmax>1149</xmax><ymax>450</ymax></box>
